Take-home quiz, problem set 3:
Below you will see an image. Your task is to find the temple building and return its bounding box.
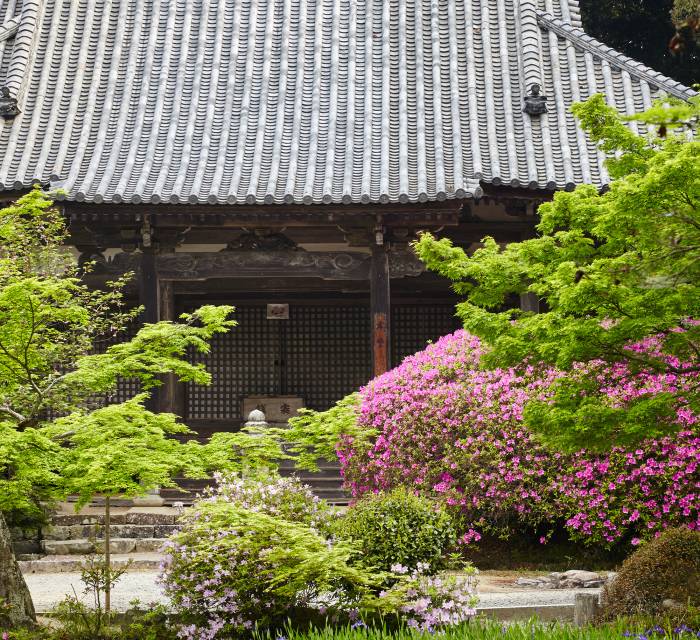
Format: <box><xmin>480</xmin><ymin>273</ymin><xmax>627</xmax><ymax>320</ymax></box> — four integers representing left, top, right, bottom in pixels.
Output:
<box><xmin>0</xmin><ymin>0</ymin><xmax>694</xmax><ymax>432</ymax></box>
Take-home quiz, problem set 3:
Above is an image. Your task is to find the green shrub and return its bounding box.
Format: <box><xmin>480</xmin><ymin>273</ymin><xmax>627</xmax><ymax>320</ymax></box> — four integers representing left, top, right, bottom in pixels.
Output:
<box><xmin>160</xmin><ymin>475</ymin><xmax>384</xmax><ymax>639</ymax></box>
<box><xmin>335</xmin><ymin>488</ymin><xmax>457</xmax><ymax>574</ymax></box>
<box><xmin>601</xmin><ymin>527</ymin><xmax>700</xmax><ymax>619</ymax></box>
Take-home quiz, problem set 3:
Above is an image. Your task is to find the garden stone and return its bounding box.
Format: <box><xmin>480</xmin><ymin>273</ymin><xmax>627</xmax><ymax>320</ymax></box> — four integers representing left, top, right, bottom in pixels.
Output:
<box><xmin>104</xmin><ymin>539</ymin><xmax>137</xmax><ymax>554</ymax></box>
<box><xmin>42</xmin><ymin>525</ymin><xmax>72</xmax><ymax>541</ymax></box>
<box><xmin>583</xmin><ymin>579</ymin><xmax>605</xmax><ymax>588</ymax></box>
<box><xmin>12</xmin><ymin>541</ymin><xmax>42</xmax><ymax>555</ymax></box>
<box><xmin>662</xmin><ymin>598</ymin><xmax>683</xmax><ymax>610</ymax></box>
<box><xmin>72</xmin><ymin>524</ymin><xmax>95</xmax><ymax>538</ymax></box>
<box><xmin>154</xmin><ymin>524</ymin><xmax>181</xmax><ymax>537</ymax></box>
<box><xmin>560</xmin><ymin>570</ymin><xmax>601</xmax><ymax>588</ymax></box>
<box><xmin>135</xmin><ymin>538</ymin><xmax>166</xmax><ymax>553</ymax></box>
<box><xmin>515</xmin><ymin>577</ymin><xmax>542</xmax><ymax>587</ymax></box>
<box><xmin>125</xmin><ymin>509</ymin><xmax>177</xmax><ymax>525</ymax></box>
<box><xmin>42</xmin><ymin>540</ymin><xmax>94</xmax><ymax>555</ymax></box>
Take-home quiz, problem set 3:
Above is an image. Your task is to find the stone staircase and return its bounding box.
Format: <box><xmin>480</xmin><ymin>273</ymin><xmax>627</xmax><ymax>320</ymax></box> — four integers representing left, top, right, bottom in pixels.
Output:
<box><xmin>15</xmin><ymin>457</ymin><xmax>348</xmax><ymax>574</ymax></box>
<box><xmin>159</xmin><ymin>458</ymin><xmax>348</xmax><ymax>506</ymax></box>
<box><xmin>17</xmin><ymin>505</ymin><xmax>179</xmax><ymax>574</ymax></box>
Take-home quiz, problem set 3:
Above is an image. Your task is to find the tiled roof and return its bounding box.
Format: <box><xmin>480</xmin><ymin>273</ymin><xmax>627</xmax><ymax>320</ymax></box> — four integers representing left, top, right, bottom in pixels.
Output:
<box><xmin>0</xmin><ymin>0</ymin><xmax>694</xmax><ymax>205</ymax></box>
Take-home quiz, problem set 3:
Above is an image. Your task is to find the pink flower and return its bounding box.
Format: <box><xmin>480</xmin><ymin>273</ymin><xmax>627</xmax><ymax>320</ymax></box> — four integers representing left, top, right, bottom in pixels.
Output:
<box><xmin>339</xmin><ymin>329</ymin><xmax>700</xmax><ymax>547</ymax></box>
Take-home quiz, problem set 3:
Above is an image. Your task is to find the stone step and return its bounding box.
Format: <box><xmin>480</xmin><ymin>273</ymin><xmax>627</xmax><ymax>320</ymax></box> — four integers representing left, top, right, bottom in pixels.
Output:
<box><xmin>41</xmin><ymin>537</ymin><xmax>167</xmax><ymax>556</ymax></box>
<box><xmin>43</xmin><ymin>523</ymin><xmax>180</xmax><ymax>541</ymax></box>
<box><xmin>19</xmin><ymin>552</ymin><xmax>164</xmax><ymax>574</ymax></box>
<box><xmin>51</xmin><ymin>506</ymin><xmax>180</xmax><ymax>526</ymax></box>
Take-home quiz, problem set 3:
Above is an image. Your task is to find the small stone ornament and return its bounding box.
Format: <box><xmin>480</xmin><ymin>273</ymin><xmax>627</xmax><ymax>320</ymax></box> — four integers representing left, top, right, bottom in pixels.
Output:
<box><xmin>245</xmin><ymin>408</ymin><xmax>268</xmax><ymax>429</ymax></box>
<box><xmin>523</xmin><ymin>83</ymin><xmax>548</xmax><ymax>116</ymax></box>
<box><xmin>0</xmin><ymin>86</ymin><xmax>20</xmax><ymax>118</ymax></box>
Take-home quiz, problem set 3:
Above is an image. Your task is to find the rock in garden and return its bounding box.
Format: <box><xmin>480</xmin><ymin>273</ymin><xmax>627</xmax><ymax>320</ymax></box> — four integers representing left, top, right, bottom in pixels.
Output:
<box><xmin>560</xmin><ymin>570</ymin><xmax>602</xmax><ymax>588</ymax></box>
<box><xmin>515</xmin><ymin>577</ymin><xmax>542</xmax><ymax>587</ymax></box>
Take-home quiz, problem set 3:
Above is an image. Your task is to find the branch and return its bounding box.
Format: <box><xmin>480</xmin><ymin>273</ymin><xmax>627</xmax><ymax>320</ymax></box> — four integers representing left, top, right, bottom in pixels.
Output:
<box><xmin>0</xmin><ymin>405</ymin><xmax>27</xmax><ymax>423</ymax></box>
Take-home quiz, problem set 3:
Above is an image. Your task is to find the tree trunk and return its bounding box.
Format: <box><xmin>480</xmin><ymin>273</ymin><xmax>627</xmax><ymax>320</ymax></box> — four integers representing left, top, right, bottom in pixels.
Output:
<box><xmin>0</xmin><ymin>512</ymin><xmax>36</xmax><ymax>627</ymax></box>
<box><xmin>104</xmin><ymin>496</ymin><xmax>111</xmax><ymax>613</ymax></box>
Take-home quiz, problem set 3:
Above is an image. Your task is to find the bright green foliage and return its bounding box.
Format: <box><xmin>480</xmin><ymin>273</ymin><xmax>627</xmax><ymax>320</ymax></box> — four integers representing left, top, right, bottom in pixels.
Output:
<box><xmin>0</xmin><ymin>188</ymin><xmax>277</xmax><ymax>519</ymax></box>
<box><xmin>200</xmin><ymin>429</ymin><xmax>290</xmax><ymax>477</ymax></box>
<box><xmin>162</xmin><ymin>487</ymin><xmax>384</xmax><ymax>637</ymax></box>
<box><xmin>334</xmin><ymin>488</ymin><xmax>457</xmax><ymax>574</ymax></box>
<box><xmin>65</xmin><ymin>305</ymin><xmax>236</xmax><ymax>394</ymax></box>
<box><xmin>414</xmin><ymin>95</ymin><xmax>700</xmax><ymax>450</ymax></box>
<box><xmin>0</xmin><ymin>423</ymin><xmax>61</xmax><ymax>515</ymax></box>
<box><xmin>280</xmin><ymin>393</ymin><xmax>371</xmax><ymax>472</ymax></box>
<box><xmin>0</xmin><ymin>187</ymin><xmax>68</xmax><ymax>277</ymax></box>
<box><xmin>262</xmin><ymin>618</ymin><xmax>700</xmax><ymax>640</ymax></box>
<box><xmin>55</xmin><ymin>396</ymin><xmax>208</xmax><ymax>509</ymax></box>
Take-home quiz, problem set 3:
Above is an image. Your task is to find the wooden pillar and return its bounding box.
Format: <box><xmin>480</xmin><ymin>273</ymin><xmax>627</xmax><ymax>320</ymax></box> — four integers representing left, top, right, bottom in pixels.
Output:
<box><xmin>158</xmin><ymin>280</ymin><xmax>186</xmax><ymax>417</ymax></box>
<box><xmin>519</xmin><ymin>226</ymin><xmax>540</xmax><ymax>314</ymax></box>
<box><xmin>519</xmin><ymin>292</ymin><xmax>540</xmax><ymax>313</ymax></box>
<box><xmin>370</xmin><ymin>237</ymin><xmax>391</xmax><ymax>377</ymax></box>
<box><xmin>139</xmin><ymin>249</ymin><xmax>159</xmax><ymax>324</ymax></box>
<box><xmin>139</xmin><ymin>249</ymin><xmax>159</xmax><ymax>410</ymax></box>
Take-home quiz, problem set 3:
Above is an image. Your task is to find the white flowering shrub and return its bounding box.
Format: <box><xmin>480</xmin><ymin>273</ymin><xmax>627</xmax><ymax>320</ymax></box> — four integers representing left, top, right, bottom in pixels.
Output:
<box><xmin>203</xmin><ymin>472</ymin><xmax>337</xmax><ymax>535</ymax></box>
<box><xmin>159</xmin><ymin>475</ymin><xmax>381</xmax><ymax>640</ymax></box>
<box><xmin>379</xmin><ymin>563</ymin><xmax>479</xmax><ymax>632</ymax></box>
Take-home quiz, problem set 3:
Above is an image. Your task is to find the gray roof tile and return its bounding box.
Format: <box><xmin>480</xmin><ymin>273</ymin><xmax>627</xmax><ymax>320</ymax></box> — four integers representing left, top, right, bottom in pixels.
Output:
<box><xmin>0</xmin><ymin>0</ymin><xmax>694</xmax><ymax>205</ymax></box>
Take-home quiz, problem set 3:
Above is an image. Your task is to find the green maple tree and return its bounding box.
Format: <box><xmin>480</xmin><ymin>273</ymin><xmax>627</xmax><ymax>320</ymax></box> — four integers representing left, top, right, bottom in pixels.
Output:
<box><xmin>0</xmin><ymin>189</ymin><xmax>283</xmax><ymax>626</ymax></box>
<box><xmin>415</xmin><ymin>94</ymin><xmax>700</xmax><ymax>452</ymax></box>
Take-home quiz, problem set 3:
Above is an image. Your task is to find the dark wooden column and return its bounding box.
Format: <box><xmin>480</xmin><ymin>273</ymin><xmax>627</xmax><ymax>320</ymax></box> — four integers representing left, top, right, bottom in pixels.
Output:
<box><xmin>518</xmin><ymin>226</ymin><xmax>540</xmax><ymax>314</ymax></box>
<box><xmin>370</xmin><ymin>236</ymin><xmax>391</xmax><ymax>377</ymax></box>
<box><xmin>139</xmin><ymin>249</ymin><xmax>159</xmax><ymax>324</ymax></box>
<box><xmin>158</xmin><ymin>280</ymin><xmax>186</xmax><ymax>417</ymax></box>
<box><xmin>519</xmin><ymin>292</ymin><xmax>540</xmax><ymax>313</ymax></box>
<box><xmin>139</xmin><ymin>249</ymin><xmax>160</xmax><ymax>411</ymax></box>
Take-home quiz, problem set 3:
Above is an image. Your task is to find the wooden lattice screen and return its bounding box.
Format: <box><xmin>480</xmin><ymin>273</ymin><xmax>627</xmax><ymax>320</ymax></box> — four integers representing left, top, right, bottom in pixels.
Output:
<box><xmin>285</xmin><ymin>305</ymin><xmax>371</xmax><ymax>411</ymax></box>
<box><xmin>186</xmin><ymin>306</ymin><xmax>280</xmax><ymax>421</ymax></box>
<box><xmin>391</xmin><ymin>304</ymin><xmax>462</xmax><ymax>364</ymax></box>
<box><xmin>186</xmin><ymin>304</ymin><xmax>372</xmax><ymax>420</ymax></box>
<box><xmin>185</xmin><ymin>302</ymin><xmax>461</xmax><ymax>422</ymax></box>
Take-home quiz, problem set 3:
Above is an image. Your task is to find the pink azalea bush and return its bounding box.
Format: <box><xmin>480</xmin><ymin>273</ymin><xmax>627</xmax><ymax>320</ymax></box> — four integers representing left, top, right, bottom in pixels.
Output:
<box><xmin>338</xmin><ymin>331</ymin><xmax>700</xmax><ymax>546</ymax></box>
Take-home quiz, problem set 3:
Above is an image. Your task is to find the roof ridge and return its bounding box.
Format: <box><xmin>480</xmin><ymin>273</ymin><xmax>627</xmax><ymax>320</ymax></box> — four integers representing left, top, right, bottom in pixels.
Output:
<box><xmin>537</xmin><ymin>11</ymin><xmax>696</xmax><ymax>100</ymax></box>
<box><xmin>4</xmin><ymin>0</ymin><xmax>41</xmax><ymax>96</ymax></box>
<box><xmin>519</xmin><ymin>0</ymin><xmax>543</xmax><ymax>91</ymax></box>
<box><xmin>0</xmin><ymin>16</ymin><xmax>19</xmax><ymax>42</ymax></box>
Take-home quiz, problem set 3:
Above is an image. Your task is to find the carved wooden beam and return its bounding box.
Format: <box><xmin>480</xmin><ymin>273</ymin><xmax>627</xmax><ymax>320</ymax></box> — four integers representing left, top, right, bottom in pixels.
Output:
<box><xmin>83</xmin><ymin>247</ymin><xmax>425</xmax><ymax>282</ymax></box>
<box><xmin>157</xmin><ymin>251</ymin><xmax>371</xmax><ymax>281</ymax></box>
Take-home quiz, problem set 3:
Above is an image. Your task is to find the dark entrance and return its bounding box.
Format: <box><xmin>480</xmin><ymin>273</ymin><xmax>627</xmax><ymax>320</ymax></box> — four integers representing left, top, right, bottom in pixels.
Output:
<box><xmin>184</xmin><ymin>301</ymin><xmax>460</xmax><ymax>426</ymax></box>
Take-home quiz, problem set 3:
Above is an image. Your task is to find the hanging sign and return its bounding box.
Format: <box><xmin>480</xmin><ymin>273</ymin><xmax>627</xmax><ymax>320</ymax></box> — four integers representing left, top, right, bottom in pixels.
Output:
<box><xmin>267</xmin><ymin>303</ymin><xmax>289</xmax><ymax>320</ymax></box>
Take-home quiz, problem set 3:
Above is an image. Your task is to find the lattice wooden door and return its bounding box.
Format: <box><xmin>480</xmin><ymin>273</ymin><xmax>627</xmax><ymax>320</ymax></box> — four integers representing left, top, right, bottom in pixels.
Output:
<box><xmin>391</xmin><ymin>304</ymin><xmax>462</xmax><ymax>365</ymax></box>
<box><xmin>185</xmin><ymin>302</ymin><xmax>460</xmax><ymax>423</ymax></box>
<box><xmin>186</xmin><ymin>304</ymin><xmax>372</xmax><ymax>420</ymax></box>
<box><xmin>186</xmin><ymin>306</ymin><xmax>280</xmax><ymax>421</ymax></box>
<box><xmin>285</xmin><ymin>305</ymin><xmax>372</xmax><ymax>411</ymax></box>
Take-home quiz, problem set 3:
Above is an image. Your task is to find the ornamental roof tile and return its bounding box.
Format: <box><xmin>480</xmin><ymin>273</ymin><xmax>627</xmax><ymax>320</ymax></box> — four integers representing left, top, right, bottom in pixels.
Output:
<box><xmin>0</xmin><ymin>0</ymin><xmax>694</xmax><ymax>205</ymax></box>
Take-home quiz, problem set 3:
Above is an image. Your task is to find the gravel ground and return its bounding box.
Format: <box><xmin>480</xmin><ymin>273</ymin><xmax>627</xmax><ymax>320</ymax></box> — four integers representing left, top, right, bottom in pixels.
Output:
<box><xmin>24</xmin><ymin>571</ymin><xmax>167</xmax><ymax>613</ymax></box>
<box><xmin>478</xmin><ymin>589</ymin><xmax>599</xmax><ymax>609</ymax></box>
<box><xmin>25</xmin><ymin>571</ymin><xmax>599</xmax><ymax>614</ymax></box>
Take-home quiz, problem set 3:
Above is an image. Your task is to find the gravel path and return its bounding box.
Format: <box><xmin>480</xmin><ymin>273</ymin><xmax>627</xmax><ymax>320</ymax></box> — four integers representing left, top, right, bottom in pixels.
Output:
<box><xmin>25</xmin><ymin>571</ymin><xmax>167</xmax><ymax>613</ymax></box>
<box><xmin>478</xmin><ymin>589</ymin><xmax>599</xmax><ymax>609</ymax></box>
<box><xmin>25</xmin><ymin>571</ymin><xmax>599</xmax><ymax>614</ymax></box>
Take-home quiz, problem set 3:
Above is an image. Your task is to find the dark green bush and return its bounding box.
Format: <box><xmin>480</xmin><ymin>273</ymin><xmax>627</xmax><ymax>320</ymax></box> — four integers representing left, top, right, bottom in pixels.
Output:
<box><xmin>601</xmin><ymin>527</ymin><xmax>700</xmax><ymax>619</ymax></box>
<box><xmin>335</xmin><ymin>488</ymin><xmax>457</xmax><ymax>574</ymax></box>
